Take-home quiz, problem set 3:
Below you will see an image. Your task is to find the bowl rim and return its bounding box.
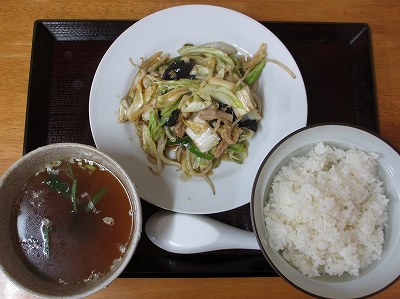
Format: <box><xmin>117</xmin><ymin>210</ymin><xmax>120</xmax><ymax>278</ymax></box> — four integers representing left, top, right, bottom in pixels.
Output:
<box><xmin>250</xmin><ymin>122</ymin><xmax>400</xmax><ymax>298</ymax></box>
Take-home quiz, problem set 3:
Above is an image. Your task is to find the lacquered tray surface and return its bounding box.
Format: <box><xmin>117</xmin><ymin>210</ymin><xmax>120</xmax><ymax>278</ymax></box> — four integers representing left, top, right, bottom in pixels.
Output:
<box><xmin>24</xmin><ymin>21</ymin><xmax>377</xmax><ymax>277</ymax></box>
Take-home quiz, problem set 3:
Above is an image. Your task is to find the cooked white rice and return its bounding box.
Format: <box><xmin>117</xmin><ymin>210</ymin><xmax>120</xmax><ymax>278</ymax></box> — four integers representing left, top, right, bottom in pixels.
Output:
<box><xmin>264</xmin><ymin>142</ymin><xmax>389</xmax><ymax>277</ymax></box>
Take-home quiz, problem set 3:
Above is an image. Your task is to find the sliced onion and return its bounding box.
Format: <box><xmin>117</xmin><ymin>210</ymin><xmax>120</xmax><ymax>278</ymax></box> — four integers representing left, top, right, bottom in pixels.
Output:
<box><xmin>202</xmin><ymin>41</ymin><xmax>237</xmax><ymax>55</ymax></box>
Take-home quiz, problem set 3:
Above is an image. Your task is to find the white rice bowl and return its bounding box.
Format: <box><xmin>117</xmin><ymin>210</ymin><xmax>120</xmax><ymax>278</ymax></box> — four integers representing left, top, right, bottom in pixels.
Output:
<box><xmin>265</xmin><ymin>142</ymin><xmax>389</xmax><ymax>278</ymax></box>
<box><xmin>251</xmin><ymin>124</ymin><xmax>400</xmax><ymax>298</ymax></box>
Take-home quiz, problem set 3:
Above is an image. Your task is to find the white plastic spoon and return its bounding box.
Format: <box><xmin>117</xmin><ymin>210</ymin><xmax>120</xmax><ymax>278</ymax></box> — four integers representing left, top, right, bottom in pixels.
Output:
<box><xmin>145</xmin><ymin>210</ymin><xmax>260</xmax><ymax>254</ymax></box>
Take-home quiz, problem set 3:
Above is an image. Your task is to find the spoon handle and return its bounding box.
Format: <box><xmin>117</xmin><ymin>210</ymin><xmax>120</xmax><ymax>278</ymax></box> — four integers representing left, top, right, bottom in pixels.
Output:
<box><xmin>145</xmin><ymin>210</ymin><xmax>260</xmax><ymax>254</ymax></box>
<box><xmin>203</xmin><ymin>215</ymin><xmax>260</xmax><ymax>250</ymax></box>
<box><xmin>216</xmin><ymin>221</ymin><xmax>260</xmax><ymax>250</ymax></box>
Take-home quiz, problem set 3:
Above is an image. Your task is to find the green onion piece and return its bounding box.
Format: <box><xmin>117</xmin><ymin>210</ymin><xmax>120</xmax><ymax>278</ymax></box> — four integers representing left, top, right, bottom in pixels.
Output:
<box><xmin>41</xmin><ymin>218</ymin><xmax>52</xmax><ymax>257</ymax></box>
<box><xmin>229</xmin><ymin>54</ymin><xmax>243</xmax><ymax>76</ymax></box>
<box><xmin>84</xmin><ymin>164</ymin><xmax>97</xmax><ymax>171</ymax></box>
<box><xmin>85</xmin><ymin>187</ymin><xmax>108</xmax><ymax>212</ymax></box>
<box><xmin>167</xmin><ymin>136</ymin><xmax>215</xmax><ymax>160</ymax></box>
<box><xmin>67</xmin><ymin>162</ymin><xmax>75</xmax><ymax>179</ymax></box>
<box><xmin>243</xmin><ymin>59</ymin><xmax>266</xmax><ymax>86</ymax></box>
<box><xmin>186</xmin><ymin>143</ymin><xmax>215</xmax><ymax>160</ymax></box>
<box><xmin>166</xmin><ymin>135</ymin><xmax>191</xmax><ymax>145</ymax></box>
<box><xmin>66</xmin><ymin>162</ymin><xmax>78</xmax><ymax>212</ymax></box>
<box><xmin>43</xmin><ymin>175</ymin><xmax>70</xmax><ymax>198</ymax></box>
<box><xmin>70</xmin><ymin>178</ymin><xmax>77</xmax><ymax>212</ymax></box>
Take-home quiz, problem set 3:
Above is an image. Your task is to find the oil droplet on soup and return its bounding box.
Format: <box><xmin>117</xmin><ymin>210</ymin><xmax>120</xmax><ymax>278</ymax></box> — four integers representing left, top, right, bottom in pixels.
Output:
<box><xmin>10</xmin><ymin>159</ymin><xmax>133</xmax><ymax>284</ymax></box>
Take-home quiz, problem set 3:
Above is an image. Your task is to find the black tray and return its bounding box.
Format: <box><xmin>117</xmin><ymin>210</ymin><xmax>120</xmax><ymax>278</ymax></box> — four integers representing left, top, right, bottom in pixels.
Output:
<box><xmin>24</xmin><ymin>21</ymin><xmax>377</xmax><ymax>278</ymax></box>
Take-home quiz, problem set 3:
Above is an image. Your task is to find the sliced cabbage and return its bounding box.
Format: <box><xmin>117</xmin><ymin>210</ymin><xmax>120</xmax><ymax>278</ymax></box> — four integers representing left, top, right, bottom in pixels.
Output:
<box><xmin>179</xmin><ymin>93</ymin><xmax>212</xmax><ymax>113</ymax></box>
<box><xmin>200</xmin><ymin>84</ymin><xmax>244</xmax><ymax>109</ymax></box>
<box><xmin>156</xmin><ymin>87</ymin><xmax>188</xmax><ymax>108</ymax></box>
<box><xmin>118</xmin><ymin>97</ymin><xmax>130</xmax><ymax>122</ymax></box>
<box><xmin>184</xmin><ymin>119</ymin><xmax>209</xmax><ymax>134</ymax></box>
<box><xmin>178</xmin><ymin>45</ymin><xmax>235</xmax><ymax>70</ymax></box>
<box><xmin>143</xmin><ymin>84</ymin><xmax>157</xmax><ymax>104</ymax></box>
<box><xmin>185</xmin><ymin>116</ymin><xmax>220</xmax><ymax>153</ymax></box>
<box><xmin>127</xmin><ymin>85</ymin><xmax>144</xmax><ymax>122</ymax></box>
<box><xmin>201</xmin><ymin>41</ymin><xmax>237</xmax><ymax>55</ymax></box>
<box><xmin>156</xmin><ymin>79</ymin><xmax>202</xmax><ymax>93</ymax></box>
<box><xmin>207</xmin><ymin>77</ymin><xmax>235</xmax><ymax>91</ymax></box>
<box><xmin>148</xmin><ymin>110</ymin><xmax>165</xmax><ymax>141</ymax></box>
<box><xmin>228</xmin><ymin>143</ymin><xmax>248</xmax><ymax>164</ymax></box>
<box><xmin>234</xmin><ymin>85</ymin><xmax>258</xmax><ymax>117</ymax></box>
<box><xmin>160</xmin><ymin>98</ymin><xmax>180</xmax><ymax>119</ymax></box>
<box><xmin>142</xmin><ymin>125</ymin><xmax>158</xmax><ymax>159</ymax></box>
<box><xmin>190</xmin><ymin>64</ymin><xmax>212</xmax><ymax>80</ymax></box>
<box><xmin>237</xmin><ymin>128</ymin><xmax>255</xmax><ymax>142</ymax></box>
<box><xmin>191</xmin><ymin>154</ymin><xmax>213</xmax><ymax>171</ymax></box>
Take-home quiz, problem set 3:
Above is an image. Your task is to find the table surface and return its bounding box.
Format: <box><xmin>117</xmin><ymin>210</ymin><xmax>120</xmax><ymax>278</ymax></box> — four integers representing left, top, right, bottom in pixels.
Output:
<box><xmin>1</xmin><ymin>1</ymin><xmax>399</xmax><ymax>298</ymax></box>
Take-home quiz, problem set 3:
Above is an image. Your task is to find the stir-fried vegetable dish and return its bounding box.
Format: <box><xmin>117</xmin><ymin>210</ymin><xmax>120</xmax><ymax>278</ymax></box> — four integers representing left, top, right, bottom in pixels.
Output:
<box><xmin>118</xmin><ymin>42</ymin><xmax>272</xmax><ymax>194</ymax></box>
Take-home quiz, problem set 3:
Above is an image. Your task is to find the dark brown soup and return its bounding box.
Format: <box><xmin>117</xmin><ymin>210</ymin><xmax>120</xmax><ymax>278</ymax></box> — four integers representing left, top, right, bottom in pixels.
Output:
<box><xmin>10</xmin><ymin>159</ymin><xmax>133</xmax><ymax>284</ymax></box>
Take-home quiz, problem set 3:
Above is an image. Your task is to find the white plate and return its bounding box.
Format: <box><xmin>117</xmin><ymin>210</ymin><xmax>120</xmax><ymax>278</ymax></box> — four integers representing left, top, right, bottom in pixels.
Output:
<box><xmin>252</xmin><ymin>124</ymin><xmax>400</xmax><ymax>298</ymax></box>
<box><xmin>89</xmin><ymin>5</ymin><xmax>307</xmax><ymax>214</ymax></box>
